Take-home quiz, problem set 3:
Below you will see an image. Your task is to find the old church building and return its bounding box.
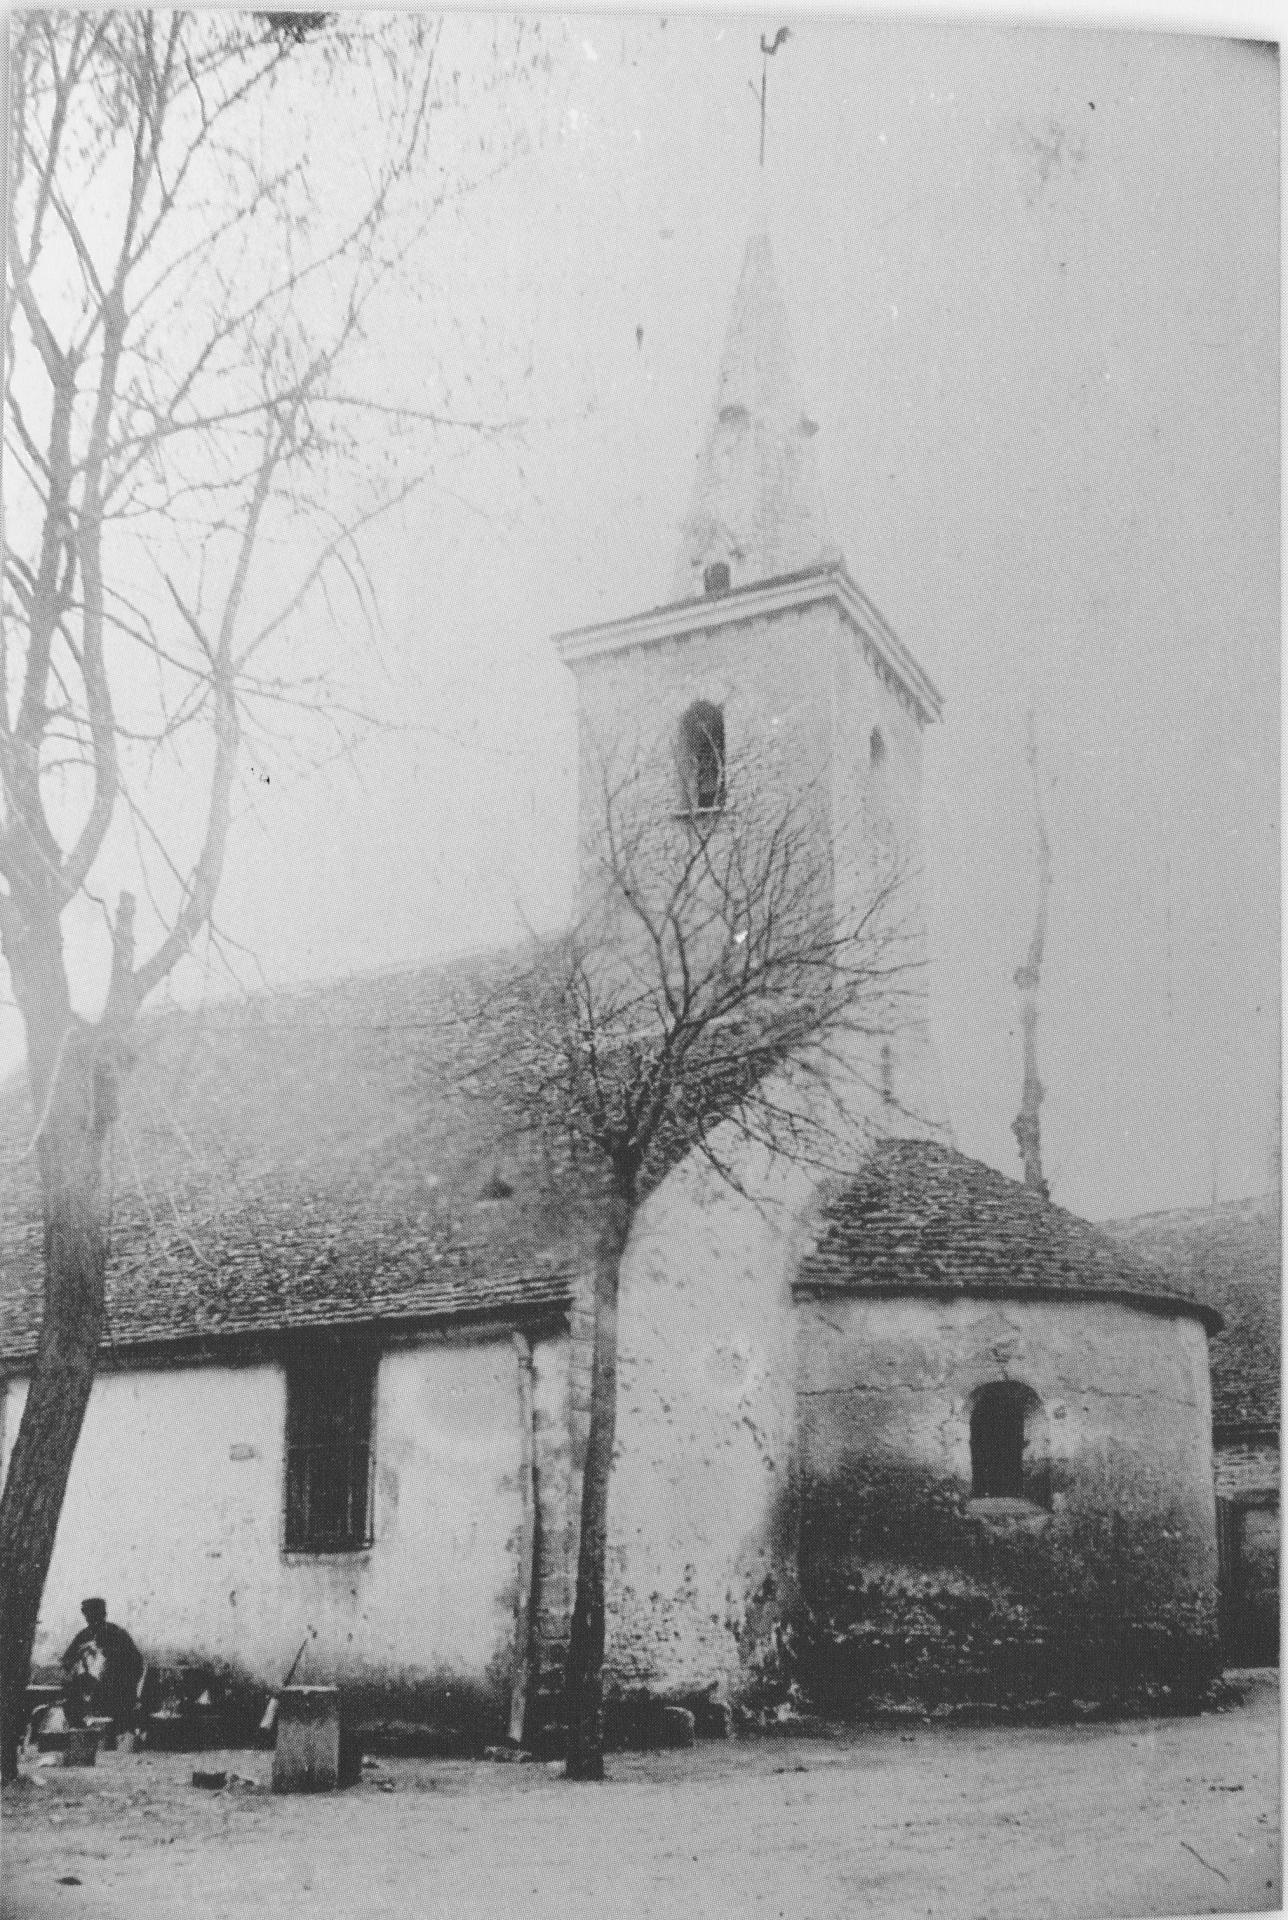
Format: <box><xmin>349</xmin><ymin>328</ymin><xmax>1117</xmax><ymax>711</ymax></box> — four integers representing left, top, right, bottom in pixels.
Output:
<box><xmin>0</xmin><ymin>226</ymin><xmax>1223</xmax><ymax>1751</ymax></box>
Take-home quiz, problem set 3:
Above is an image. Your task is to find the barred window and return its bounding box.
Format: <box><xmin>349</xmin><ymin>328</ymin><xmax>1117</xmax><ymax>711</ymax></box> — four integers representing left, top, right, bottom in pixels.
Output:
<box><xmin>284</xmin><ymin>1346</ymin><xmax>376</xmax><ymax>1553</ymax></box>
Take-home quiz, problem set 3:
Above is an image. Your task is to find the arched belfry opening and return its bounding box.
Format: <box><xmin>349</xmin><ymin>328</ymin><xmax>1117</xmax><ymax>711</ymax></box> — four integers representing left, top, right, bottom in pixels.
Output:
<box><xmin>678</xmin><ymin>701</ymin><xmax>726</xmax><ymax>813</ymax></box>
<box><xmin>549</xmin><ymin>221</ymin><xmax>944</xmax><ymax>1148</ymax></box>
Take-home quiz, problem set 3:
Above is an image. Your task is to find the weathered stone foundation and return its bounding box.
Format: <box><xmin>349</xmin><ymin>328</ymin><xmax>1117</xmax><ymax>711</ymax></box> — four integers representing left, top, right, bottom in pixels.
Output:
<box><xmin>792</xmin><ymin>1452</ymin><xmax>1219</xmax><ymax>1715</ymax></box>
<box><xmin>790</xmin><ymin>1293</ymin><xmax>1220</xmax><ymax>1716</ymax></box>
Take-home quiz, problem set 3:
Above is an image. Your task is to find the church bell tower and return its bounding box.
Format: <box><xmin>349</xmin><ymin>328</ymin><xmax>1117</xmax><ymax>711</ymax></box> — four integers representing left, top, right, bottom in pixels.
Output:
<box><xmin>553</xmin><ymin>223</ymin><xmax>949</xmax><ymax>1135</ymax></box>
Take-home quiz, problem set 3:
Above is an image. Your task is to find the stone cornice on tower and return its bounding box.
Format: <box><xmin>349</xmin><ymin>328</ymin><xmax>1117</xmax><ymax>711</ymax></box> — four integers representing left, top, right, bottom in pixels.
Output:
<box><xmin>553</xmin><ymin>560</ymin><xmax>944</xmax><ymax>728</ymax></box>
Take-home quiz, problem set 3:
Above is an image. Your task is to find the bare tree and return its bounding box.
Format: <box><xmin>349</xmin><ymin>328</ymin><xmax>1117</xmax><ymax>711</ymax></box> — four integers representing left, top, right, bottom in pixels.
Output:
<box><xmin>1012</xmin><ymin>706</ymin><xmax>1052</xmax><ymax>1198</ymax></box>
<box><xmin>0</xmin><ymin>9</ymin><xmax>554</xmax><ymax>1777</ymax></box>
<box><xmin>482</xmin><ymin>735</ymin><xmax>925</xmax><ymax>1778</ymax></box>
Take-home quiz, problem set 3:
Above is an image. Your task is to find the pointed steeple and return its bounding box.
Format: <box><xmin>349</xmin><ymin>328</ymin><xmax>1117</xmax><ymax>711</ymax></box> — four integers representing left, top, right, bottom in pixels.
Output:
<box><xmin>672</xmin><ymin>231</ymin><xmax>839</xmax><ymax>603</ymax></box>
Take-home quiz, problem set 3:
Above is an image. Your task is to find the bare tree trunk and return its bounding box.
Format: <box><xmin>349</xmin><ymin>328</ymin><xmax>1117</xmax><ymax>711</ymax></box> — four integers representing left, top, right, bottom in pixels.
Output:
<box><xmin>0</xmin><ymin>1012</ymin><xmax>120</xmax><ymax>1781</ymax></box>
<box><xmin>563</xmin><ymin>1177</ymin><xmax>633</xmax><ymax>1782</ymax></box>
<box><xmin>1012</xmin><ymin>973</ymin><xmax>1047</xmax><ymax>1197</ymax></box>
<box><xmin>1012</xmin><ymin>708</ymin><xmax>1051</xmax><ymax>1199</ymax></box>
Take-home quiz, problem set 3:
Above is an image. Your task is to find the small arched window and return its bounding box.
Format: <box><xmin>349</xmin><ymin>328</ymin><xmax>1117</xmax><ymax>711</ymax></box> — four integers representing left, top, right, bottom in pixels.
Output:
<box><xmin>869</xmin><ymin>725</ymin><xmax>886</xmax><ymax>770</ymax></box>
<box><xmin>678</xmin><ymin>701</ymin><xmax>726</xmax><ymax>813</ymax></box>
<box><xmin>970</xmin><ymin>1383</ymin><xmax>1032</xmax><ymax>1500</ymax></box>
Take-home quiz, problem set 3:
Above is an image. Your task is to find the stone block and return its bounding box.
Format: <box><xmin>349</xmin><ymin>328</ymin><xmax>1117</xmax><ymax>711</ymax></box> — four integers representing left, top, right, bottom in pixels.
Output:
<box><xmin>272</xmin><ymin>1685</ymin><xmax>342</xmax><ymax>1793</ymax></box>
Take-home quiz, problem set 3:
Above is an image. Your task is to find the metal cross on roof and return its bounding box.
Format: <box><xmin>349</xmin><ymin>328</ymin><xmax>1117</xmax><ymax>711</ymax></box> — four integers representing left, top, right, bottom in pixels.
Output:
<box><xmin>752</xmin><ymin>27</ymin><xmax>790</xmax><ymax>170</ymax></box>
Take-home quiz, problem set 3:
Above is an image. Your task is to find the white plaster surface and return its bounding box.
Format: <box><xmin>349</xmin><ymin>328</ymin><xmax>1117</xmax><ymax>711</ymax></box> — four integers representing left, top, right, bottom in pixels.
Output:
<box><xmin>796</xmin><ymin>1293</ymin><xmax>1218</xmax><ymax>1547</ymax></box>
<box><xmin>569</xmin><ymin>595</ymin><xmax>949</xmax><ymax>1138</ymax></box>
<box><xmin>605</xmin><ymin>1130</ymin><xmax>821</xmax><ymax>1698</ymax></box>
<box><xmin>2</xmin><ymin>1331</ymin><xmax>568</xmax><ymax>1700</ymax></box>
<box><xmin>607</xmin><ymin>1181</ymin><xmax>1221</xmax><ymax>1699</ymax></box>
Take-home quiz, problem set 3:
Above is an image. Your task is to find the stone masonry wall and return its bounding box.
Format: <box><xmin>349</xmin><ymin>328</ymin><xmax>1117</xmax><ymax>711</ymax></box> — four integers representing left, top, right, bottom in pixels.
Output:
<box><xmin>527</xmin><ymin>1322</ymin><xmax>579</xmax><ymax>1750</ymax></box>
<box><xmin>1213</xmin><ymin>1430</ymin><xmax>1279</xmax><ymax>1666</ymax></box>
<box><xmin>601</xmin><ymin>1112</ymin><xmax>855</xmax><ymax>1713</ymax></box>
<box><xmin>568</xmin><ymin>586</ymin><xmax>952</xmax><ymax>1717</ymax></box>
<box><xmin>791</xmin><ymin>1294</ymin><xmax>1220</xmax><ymax>1712</ymax></box>
<box><xmin>568</xmin><ymin>594</ymin><xmax>947</xmax><ymax>1134</ymax></box>
<box><xmin>3</xmin><ymin>1327</ymin><xmax>571</xmax><ymax>1750</ymax></box>
<box><xmin>1214</xmin><ymin>1435</ymin><xmax>1279</xmax><ymax>1503</ymax></box>
<box><xmin>571</xmin><ymin>599</ymin><xmax>841</xmax><ymax>909</ymax></box>
<box><xmin>527</xmin><ymin>1280</ymin><xmax>593</xmax><ymax>1751</ymax></box>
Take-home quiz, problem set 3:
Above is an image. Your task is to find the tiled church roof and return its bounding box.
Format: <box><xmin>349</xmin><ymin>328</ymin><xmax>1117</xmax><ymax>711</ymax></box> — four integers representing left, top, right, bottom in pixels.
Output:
<box><xmin>0</xmin><ymin>953</ymin><xmax>583</xmax><ymax>1365</ymax></box>
<box><xmin>796</xmin><ymin>1139</ymin><xmax>1222</xmax><ymax>1333</ymax></box>
<box><xmin>1106</xmin><ymin>1195</ymin><xmax>1280</xmax><ymax>1429</ymax></box>
<box><xmin>0</xmin><ymin>966</ymin><xmax>1232</xmax><ymax>1368</ymax></box>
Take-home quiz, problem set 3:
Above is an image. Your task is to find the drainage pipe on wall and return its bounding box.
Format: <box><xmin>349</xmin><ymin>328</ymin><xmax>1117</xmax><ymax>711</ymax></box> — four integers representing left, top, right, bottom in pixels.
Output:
<box><xmin>509</xmin><ymin>1331</ymin><xmax>538</xmax><ymax>1747</ymax></box>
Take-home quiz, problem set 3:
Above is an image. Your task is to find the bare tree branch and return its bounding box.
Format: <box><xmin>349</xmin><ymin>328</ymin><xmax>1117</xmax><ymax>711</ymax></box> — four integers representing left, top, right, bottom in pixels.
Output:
<box><xmin>0</xmin><ymin>9</ymin><xmax>562</xmax><ymax>1780</ymax></box>
<box><xmin>1012</xmin><ymin>705</ymin><xmax>1053</xmax><ymax>1198</ymax></box>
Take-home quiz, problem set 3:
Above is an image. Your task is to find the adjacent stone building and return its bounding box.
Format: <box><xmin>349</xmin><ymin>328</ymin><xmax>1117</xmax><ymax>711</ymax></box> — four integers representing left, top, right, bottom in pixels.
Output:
<box><xmin>1109</xmin><ymin>1196</ymin><xmax>1280</xmax><ymax>1667</ymax></box>
<box><xmin>0</xmin><ymin>225</ymin><xmax>1229</xmax><ymax>1748</ymax></box>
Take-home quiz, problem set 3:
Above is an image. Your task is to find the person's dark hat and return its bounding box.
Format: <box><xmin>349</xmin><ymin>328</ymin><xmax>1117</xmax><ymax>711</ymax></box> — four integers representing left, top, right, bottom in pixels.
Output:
<box><xmin>81</xmin><ymin>1597</ymin><xmax>107</xmax><ymax>1619</ymax></box>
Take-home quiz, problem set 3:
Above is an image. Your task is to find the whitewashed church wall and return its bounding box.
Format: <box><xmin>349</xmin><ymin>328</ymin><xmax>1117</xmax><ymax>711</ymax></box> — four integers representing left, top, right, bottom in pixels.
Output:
<box><xmin>785</xmin><ymin>1293</ymin><xmax>1221</xmax><ymax>1708</ymax></box>
<box><xmin>2</xmin><ymin>1330</ymin><xmax>568</xmax><ymax>1737</ymax></box>
<box><xmin>604</xmin><ymin>1125</ymin><xmax>830</xmax><ymax>1704</ymax></box>
<box><xmin>828</xmin><ymin>610</ymin><xmax>950</xmax><ymax>1138</ymax></box>
<box><xmin>571</xmin><ymin>600</ymin><xmax>838</xmax><ymax>920</ymax></box>
<box><xmin>795</xmin><ymin>1293</ymin><xmax>1216</xmax><ymax>1515</ymax></box>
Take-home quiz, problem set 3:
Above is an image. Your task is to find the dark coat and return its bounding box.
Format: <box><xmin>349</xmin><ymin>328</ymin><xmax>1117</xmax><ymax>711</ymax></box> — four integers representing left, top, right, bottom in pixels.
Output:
<box><xmin>62</xmin><ymin>1621</ymin><xmax>144</xmax><ymax>1729</ymax></box>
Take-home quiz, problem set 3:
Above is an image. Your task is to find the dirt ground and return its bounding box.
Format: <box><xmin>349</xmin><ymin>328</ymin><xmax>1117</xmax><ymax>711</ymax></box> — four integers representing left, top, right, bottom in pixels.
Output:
<box><xmin>2</xmin><ymin>1671</ymin><xmax>1280</xmax><ymax>1920</ymax></box>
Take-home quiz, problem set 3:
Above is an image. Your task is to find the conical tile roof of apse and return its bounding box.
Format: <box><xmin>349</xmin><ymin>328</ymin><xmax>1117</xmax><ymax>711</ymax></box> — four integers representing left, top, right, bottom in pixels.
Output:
<box><xmin>794</xmin><ymin>1140</ymin><xmax>1223</xmax><ymax>1334</ymax></box>
<box><xmin>672</xmin><ymin>230</ymin><xmax>838</xmax><ymax>602</ymax></box>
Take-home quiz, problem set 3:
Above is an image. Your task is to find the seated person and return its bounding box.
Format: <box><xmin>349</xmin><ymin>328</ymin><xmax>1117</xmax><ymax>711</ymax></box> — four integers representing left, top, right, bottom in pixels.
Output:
<box><xmin>62</xmin><ymin>1597</ymin><xmax>145</xmax><ymax>1735</ymax></box>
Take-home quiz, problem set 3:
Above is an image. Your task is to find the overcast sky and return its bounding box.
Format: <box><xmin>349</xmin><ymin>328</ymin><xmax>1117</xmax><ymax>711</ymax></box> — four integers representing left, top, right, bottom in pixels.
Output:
<box><xmin>17</xmin><ymin>9</ymin><xmax>1280</xmax><ymax>1224</ymax></box>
